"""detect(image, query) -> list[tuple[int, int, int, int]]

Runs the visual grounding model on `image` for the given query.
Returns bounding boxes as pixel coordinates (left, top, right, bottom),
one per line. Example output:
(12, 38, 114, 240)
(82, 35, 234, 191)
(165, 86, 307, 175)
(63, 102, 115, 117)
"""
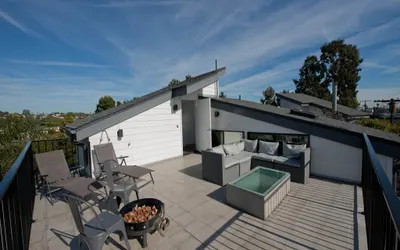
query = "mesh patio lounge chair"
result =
(35, 150, 104, 205)
(93, 143, 155, 191)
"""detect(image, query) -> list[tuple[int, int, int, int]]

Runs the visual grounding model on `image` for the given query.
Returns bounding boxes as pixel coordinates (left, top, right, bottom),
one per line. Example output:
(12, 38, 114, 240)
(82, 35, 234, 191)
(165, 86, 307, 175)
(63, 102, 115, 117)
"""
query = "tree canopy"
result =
(293, 40, 363, 108)
(219, 91, 227, 98)
(260, 86, 275, 105)
(64, 112, 75, 124)
(168, 79, 180, 87)
(95, 96, 116, 113)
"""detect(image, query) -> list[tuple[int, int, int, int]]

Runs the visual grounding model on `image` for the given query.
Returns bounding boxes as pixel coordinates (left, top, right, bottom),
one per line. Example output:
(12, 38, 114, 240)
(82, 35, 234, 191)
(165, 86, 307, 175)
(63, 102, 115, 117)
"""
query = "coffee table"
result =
(226, 166, 290, 220)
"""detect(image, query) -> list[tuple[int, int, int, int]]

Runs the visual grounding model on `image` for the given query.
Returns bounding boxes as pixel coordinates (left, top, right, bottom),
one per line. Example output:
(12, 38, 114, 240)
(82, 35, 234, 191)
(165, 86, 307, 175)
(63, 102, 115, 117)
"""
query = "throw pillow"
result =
(258, 141, 279, 155)
(243, 139, 258, 152)
(282, 143, 306, 158)
(223, 143, 240, 156)
(236, 141, 245, 152)
(211, 145, 226, 156)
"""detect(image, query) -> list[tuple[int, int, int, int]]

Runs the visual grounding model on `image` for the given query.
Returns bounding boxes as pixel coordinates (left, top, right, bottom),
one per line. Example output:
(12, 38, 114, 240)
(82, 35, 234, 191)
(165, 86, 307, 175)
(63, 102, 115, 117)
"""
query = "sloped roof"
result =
(212, 97, 400, 145)
(276, 93, 370, 117)
(66, 67, 225, 131)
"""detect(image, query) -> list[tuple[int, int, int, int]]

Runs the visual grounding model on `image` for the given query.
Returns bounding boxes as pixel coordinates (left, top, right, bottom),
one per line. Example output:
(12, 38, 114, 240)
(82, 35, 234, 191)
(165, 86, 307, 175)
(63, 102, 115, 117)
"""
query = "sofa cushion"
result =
(252, 153, 276, 162)
(210, 145, 226, 156)
(275, 156, 301, 168)
(232, 151, 254, 163)
(282, 143, 306, 159)
(224, 157, 239, 169)
(236, 141, 245, 152)
(258, 141, 279, 155)
(223, 143, 241, 156)
(243, 139, 258, 152)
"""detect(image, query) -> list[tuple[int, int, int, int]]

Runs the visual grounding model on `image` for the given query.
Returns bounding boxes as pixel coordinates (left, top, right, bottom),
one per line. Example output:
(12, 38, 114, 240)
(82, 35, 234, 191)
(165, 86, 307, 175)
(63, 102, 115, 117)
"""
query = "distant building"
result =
(276, 93, 370, 121)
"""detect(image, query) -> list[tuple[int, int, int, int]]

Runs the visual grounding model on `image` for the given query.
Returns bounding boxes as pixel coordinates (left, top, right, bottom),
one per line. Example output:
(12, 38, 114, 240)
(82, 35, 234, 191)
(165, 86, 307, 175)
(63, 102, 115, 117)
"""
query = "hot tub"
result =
(226, 166, 290, 220)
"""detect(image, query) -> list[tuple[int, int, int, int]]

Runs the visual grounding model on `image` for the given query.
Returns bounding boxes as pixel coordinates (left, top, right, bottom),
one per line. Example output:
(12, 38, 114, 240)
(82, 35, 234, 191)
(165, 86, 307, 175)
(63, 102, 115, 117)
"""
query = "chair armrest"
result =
(117, 156, 129, 166)
(300, 148, 311, 167)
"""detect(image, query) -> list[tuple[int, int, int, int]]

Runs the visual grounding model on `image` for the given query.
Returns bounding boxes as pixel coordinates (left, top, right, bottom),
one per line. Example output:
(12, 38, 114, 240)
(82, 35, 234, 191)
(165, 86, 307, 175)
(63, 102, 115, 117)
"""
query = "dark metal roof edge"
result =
(211, 98, 400, 145)
(276, 93, 370, 117)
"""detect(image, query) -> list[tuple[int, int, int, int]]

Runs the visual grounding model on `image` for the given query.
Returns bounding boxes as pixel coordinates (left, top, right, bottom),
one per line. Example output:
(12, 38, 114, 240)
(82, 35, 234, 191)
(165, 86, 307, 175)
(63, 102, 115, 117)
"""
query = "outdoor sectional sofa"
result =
(202, 139, 310, 186)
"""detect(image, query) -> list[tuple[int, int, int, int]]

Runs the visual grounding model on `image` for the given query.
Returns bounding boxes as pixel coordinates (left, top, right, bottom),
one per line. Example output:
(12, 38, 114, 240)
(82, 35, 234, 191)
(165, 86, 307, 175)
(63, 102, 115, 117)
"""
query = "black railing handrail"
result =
(0, 140, 32, 199)
(32, 137, 69, 142)
(363, 133, 400, 231)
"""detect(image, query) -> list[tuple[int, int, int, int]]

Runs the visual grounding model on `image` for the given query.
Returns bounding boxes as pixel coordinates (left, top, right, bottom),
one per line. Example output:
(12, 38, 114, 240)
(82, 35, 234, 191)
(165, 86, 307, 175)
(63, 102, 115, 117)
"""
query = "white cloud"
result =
(6, 59, 118, 68)
(1, 0, 400, 111)
(87, 0, 190, 8)
(0, 8, 42, 38)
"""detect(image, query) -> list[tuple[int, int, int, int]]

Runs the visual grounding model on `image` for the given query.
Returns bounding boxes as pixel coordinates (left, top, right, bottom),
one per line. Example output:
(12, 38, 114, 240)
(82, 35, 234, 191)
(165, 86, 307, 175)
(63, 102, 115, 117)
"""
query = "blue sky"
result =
(0, 0, 400, 113)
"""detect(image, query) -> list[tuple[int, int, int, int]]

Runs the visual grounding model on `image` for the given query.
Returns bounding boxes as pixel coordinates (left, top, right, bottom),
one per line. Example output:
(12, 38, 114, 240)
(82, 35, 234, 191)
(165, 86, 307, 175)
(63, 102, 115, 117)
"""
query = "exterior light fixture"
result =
(117, 129, 123, 138)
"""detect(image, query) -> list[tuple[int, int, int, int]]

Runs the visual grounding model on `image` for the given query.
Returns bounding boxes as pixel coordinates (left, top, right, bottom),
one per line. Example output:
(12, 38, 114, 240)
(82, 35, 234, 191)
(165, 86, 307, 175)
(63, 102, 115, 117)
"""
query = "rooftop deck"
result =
(29, 154, 367, 250)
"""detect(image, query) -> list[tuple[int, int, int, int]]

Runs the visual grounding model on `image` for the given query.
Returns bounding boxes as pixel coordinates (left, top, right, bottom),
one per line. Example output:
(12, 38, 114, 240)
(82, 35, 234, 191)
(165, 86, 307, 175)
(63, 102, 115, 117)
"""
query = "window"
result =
(247, 132, 309, 146)
(212, 130, 244, 146)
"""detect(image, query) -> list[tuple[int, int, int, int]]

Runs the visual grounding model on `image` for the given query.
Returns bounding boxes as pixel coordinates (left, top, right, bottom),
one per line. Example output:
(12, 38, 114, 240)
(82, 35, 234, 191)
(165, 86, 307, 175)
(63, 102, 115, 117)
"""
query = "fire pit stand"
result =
(120, 198, 168, 248)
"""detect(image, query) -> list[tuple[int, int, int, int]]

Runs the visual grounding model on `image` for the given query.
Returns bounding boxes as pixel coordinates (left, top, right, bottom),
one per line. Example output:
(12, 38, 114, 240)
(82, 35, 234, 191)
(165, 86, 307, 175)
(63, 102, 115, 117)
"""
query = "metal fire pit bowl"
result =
(120, 198, 165, 248)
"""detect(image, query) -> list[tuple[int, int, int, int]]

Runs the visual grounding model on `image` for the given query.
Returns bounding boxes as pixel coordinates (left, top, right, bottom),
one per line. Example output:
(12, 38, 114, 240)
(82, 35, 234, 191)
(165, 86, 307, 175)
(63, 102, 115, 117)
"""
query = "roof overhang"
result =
(67, 68, 225, 141)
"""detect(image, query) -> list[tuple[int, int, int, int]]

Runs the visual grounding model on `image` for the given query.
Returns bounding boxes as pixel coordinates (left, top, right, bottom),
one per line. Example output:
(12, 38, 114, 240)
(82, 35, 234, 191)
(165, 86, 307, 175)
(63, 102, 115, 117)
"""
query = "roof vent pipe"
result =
(332, 83, 338, 113)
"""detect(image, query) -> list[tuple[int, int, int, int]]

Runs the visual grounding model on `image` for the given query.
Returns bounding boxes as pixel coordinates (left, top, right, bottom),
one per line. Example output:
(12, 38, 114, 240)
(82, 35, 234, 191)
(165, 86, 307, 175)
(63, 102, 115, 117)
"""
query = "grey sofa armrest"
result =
(202, 150, 224, 185)
(300, 147, 311, 168)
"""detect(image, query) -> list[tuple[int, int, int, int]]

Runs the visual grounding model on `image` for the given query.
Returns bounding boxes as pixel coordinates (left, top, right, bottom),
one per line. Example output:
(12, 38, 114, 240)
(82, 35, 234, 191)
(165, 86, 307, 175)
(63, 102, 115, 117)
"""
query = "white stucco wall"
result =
(309, 136, 362, 182)
(89, 99, 183, 172)
(212, 108, 301, 135)
(202, 81, 218, 97)
(211, 107, 393, 183)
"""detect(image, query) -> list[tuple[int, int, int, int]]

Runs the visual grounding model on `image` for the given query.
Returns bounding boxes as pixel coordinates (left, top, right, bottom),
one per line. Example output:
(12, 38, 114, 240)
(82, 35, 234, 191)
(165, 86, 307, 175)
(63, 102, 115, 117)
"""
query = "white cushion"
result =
(236, 141, 245, 152)
(223, 143, 241, 156)
(258, 141, 279, 155)
(243, 139, 258, 152)
(211, 145, 226, 156)
(282, 143, 306, 158)
(224, 157, 239, 169)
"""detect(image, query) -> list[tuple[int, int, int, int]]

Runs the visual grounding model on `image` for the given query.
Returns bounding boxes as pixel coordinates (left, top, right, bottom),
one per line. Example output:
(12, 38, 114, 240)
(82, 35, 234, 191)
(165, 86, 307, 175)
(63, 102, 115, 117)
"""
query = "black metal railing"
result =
(0, 141, 35, 250)
(362, 133, 400, 250)
(31, 138, 78, 167)
(31, 138, 81, 184)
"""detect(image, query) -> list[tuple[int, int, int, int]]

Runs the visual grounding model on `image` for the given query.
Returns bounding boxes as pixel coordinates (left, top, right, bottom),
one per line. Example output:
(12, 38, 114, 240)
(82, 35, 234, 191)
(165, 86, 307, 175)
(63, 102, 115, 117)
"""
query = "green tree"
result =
(293, 55, 330, 100)
(22, 109, 31, 117)
(95, 96, 116, 113)
(293, 40, 363, 108)
(168, 79, 180, 87)
(117, 101, 122, 106)
(219, 91, 227, 98)
(64, 112, 75, 124)
(185, 74, 193, 80)
(260, 86, 275, 105)
(320, 40, 363, 108)
(281, 89, 291, 94)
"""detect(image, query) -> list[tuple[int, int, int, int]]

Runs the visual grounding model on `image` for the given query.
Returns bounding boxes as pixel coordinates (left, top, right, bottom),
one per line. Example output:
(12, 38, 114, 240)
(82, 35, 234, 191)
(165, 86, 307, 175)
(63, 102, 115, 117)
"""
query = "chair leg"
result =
(150, 172, 155, 184)
(85, 236, 105, 250)
(135, 190, 139, 200)
(119, 223, 131, 250)
(47, 184, 55, 206)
